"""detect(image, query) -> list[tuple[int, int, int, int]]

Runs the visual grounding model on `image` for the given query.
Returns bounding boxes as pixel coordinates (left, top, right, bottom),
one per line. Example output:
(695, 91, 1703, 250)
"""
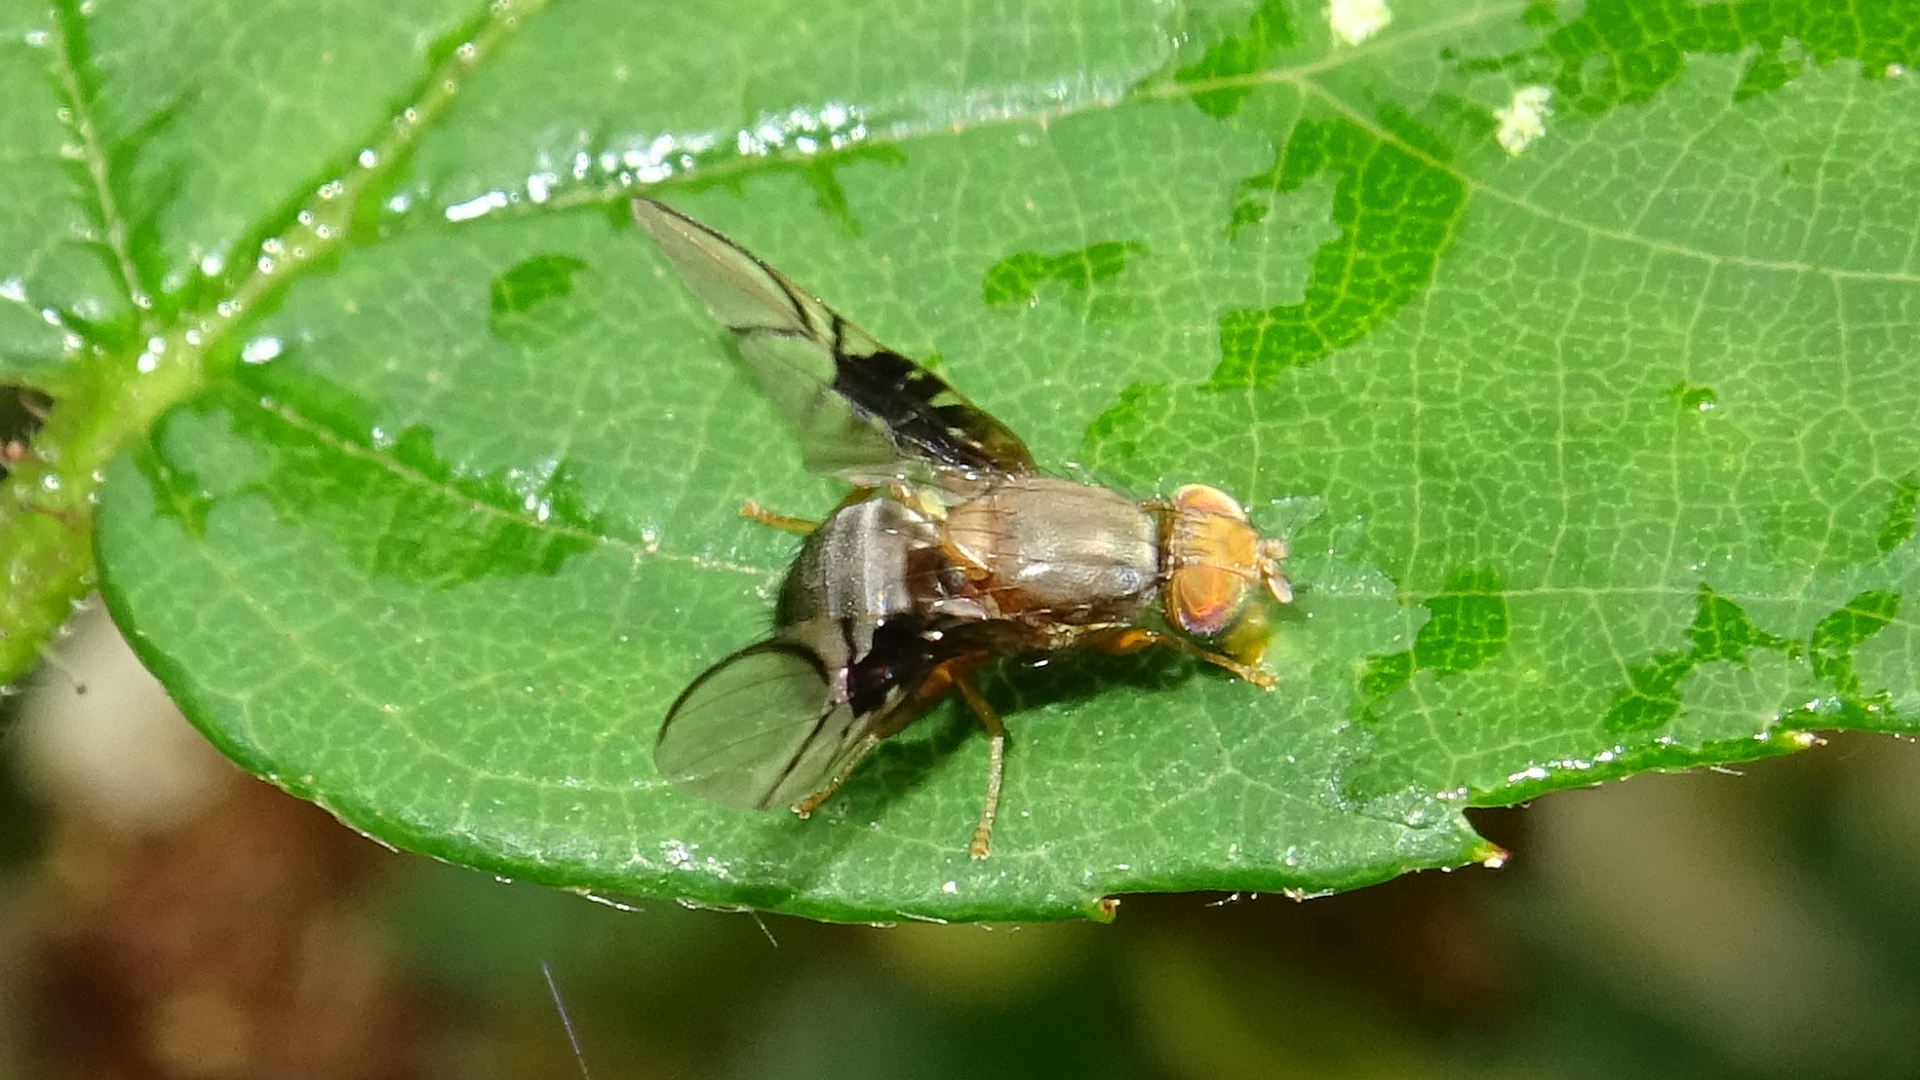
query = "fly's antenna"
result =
(1256, 537, 1293, 603)
(542, 961, 593, 1080)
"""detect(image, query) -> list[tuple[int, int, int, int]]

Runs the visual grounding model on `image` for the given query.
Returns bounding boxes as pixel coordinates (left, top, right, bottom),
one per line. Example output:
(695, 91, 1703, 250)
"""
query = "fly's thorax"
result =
(775, 497, 944, 628)
(1159, 484, 1292, 642)
(938, 475, 1159, 625)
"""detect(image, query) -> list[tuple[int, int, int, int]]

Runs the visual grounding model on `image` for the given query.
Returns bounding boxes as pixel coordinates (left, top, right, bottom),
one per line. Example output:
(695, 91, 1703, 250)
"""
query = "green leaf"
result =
(0, 0, 1909, 922)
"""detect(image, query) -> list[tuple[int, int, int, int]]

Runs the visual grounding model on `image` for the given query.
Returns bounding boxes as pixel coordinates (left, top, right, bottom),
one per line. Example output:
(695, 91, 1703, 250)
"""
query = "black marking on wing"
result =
(735, 226, 1032, 477)
(634, 196, 1035, 481)
(757, 250, 818, 330)
(758, 615, 973, 805)
(826, 315, 1036, 477)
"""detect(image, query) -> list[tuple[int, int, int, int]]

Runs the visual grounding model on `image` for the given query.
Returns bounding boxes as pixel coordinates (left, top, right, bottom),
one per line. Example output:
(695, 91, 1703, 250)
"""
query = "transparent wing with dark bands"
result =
(632, 198, 1035, 484)
(654, 640, 874, 811)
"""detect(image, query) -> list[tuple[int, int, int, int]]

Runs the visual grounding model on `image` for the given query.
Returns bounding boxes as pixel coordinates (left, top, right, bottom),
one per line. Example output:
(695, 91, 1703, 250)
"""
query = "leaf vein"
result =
(254, 394, 774, 581)
(46, 0, 148, 321)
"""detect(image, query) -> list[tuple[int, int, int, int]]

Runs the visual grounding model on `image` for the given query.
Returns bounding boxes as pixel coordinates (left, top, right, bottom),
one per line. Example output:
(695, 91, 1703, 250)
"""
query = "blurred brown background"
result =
(3, 595, 1917, 1080)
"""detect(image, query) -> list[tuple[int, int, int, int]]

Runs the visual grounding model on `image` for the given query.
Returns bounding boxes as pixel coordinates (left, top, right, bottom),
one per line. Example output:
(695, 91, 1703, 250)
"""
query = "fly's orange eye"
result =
(1166, 563, 1253, 637)
(1170, 484, 1245, 520)
(1164, 485, 1261, 638)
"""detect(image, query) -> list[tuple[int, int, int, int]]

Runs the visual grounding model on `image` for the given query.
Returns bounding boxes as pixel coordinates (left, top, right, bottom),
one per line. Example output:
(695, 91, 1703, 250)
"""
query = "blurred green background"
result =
(4, 591, 1917, 1079)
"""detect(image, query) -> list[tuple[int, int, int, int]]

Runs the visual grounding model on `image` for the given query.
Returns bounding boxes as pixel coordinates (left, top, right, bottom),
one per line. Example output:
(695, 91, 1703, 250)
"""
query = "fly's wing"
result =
(656, 612, 988, 812)
(654, 640, 872, 811)
(634, 197, 1035, 485)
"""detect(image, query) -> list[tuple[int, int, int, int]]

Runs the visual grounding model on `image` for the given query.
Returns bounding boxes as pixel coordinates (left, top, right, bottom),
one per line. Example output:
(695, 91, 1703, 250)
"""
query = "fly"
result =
(635, 198, 1291, 859)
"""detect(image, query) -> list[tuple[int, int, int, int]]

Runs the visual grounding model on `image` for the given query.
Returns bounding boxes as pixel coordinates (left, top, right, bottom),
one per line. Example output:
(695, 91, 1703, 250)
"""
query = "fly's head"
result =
(1161, 484, 1292, 663)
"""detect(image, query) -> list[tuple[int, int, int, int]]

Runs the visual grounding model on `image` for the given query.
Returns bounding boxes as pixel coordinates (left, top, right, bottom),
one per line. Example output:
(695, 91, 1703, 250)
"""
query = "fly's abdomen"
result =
(941, 476, 1159, 624)
(775, 498, 943, 628)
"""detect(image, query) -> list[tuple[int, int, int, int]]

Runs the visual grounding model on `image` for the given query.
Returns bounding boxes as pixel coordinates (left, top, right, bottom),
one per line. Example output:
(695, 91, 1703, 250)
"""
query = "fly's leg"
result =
(790, 654, 1010, 858)
(1087, 626, 1276, 690)
(792, 733, 883, 816)
(741, 486, 882, 537)
(792, 652, 982, 828)
(739, 498, 819, 536)
(952, 671, 1007, 860)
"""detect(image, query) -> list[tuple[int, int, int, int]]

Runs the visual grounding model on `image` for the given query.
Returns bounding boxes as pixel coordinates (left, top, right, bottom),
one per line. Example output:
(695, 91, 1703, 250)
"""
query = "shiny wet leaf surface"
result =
(5, 0, 1908, 920)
